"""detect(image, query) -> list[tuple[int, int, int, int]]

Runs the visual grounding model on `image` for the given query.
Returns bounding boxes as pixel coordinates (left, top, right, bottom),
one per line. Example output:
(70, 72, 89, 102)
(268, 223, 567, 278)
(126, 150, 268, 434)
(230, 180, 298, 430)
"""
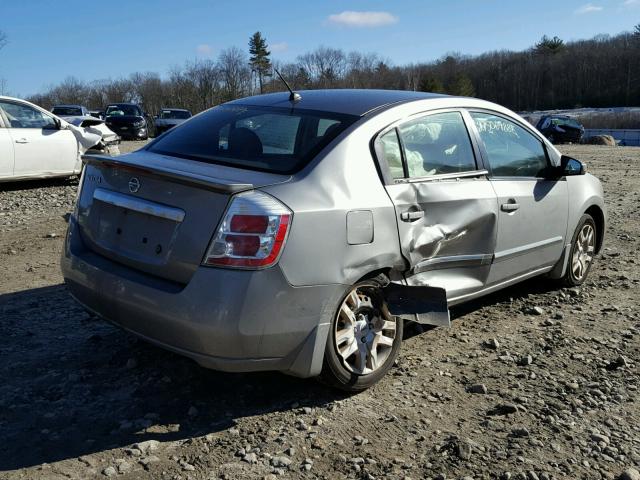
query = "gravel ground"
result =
(0, 143, 638, 480)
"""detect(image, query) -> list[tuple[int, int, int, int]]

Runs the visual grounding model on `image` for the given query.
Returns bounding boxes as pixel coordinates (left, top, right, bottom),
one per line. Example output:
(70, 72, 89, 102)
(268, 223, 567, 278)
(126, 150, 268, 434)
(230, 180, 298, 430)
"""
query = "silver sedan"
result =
(61, 89, 605, 391)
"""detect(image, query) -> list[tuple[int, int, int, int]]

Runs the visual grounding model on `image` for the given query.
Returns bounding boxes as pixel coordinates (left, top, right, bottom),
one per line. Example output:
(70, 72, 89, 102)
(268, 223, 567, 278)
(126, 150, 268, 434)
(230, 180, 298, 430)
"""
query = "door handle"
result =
(401, 210, 424, 221)
(501, 201, 520, 212)
(14, 138, 29, 144)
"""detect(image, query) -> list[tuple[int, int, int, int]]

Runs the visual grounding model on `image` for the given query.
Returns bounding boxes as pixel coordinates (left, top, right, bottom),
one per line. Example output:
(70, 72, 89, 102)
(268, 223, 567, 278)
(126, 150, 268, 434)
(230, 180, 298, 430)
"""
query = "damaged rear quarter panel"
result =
(262, 122, 405, 288)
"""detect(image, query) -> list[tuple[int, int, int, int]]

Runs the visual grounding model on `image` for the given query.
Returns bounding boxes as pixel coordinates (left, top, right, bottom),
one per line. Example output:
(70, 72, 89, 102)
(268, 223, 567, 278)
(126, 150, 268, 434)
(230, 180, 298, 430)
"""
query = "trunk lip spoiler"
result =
(82, 154, 254, 194)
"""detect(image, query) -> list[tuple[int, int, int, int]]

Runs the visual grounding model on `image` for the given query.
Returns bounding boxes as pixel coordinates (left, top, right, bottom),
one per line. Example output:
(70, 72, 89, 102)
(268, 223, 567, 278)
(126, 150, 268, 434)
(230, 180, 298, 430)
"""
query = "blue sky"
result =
(0, 0, 638, 97)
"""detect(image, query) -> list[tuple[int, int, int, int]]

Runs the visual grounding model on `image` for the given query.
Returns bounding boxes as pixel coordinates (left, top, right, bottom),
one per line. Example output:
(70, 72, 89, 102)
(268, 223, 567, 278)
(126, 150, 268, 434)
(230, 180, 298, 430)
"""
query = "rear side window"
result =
(471, 112, 548, 177)
(397, 111, 477, 178)
(148, 105, 358, 174)
(377, 129, 404, 179)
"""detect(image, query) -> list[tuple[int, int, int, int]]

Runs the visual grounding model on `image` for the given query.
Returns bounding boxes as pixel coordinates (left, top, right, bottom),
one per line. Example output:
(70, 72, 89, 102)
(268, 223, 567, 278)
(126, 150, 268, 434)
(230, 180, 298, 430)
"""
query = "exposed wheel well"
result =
(356, 268, 392, 284)
(585, 205, 605, 254)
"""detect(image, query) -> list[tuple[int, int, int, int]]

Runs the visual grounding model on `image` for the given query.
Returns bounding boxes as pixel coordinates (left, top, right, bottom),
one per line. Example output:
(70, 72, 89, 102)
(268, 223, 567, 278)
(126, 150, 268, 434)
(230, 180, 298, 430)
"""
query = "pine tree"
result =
(418, 74, 445, 93)
(248, 32, 271, 94)
(450, 74, 475, 97)
(534, 35, 565, 55)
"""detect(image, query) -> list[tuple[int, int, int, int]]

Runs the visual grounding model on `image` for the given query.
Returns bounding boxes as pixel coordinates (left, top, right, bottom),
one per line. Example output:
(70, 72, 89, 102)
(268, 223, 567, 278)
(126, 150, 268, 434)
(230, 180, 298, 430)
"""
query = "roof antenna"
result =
(274, 68, 301, 103)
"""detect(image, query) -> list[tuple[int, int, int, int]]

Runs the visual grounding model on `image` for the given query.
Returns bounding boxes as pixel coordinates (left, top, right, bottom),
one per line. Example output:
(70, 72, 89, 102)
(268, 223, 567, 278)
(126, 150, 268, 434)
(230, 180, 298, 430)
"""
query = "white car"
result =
(0, 96, 103, 182)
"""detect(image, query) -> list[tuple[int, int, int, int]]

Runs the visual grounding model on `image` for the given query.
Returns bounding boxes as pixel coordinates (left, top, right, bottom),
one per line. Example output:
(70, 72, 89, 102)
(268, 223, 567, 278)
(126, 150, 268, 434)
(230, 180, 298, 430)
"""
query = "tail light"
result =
(203, 191, 292, 269)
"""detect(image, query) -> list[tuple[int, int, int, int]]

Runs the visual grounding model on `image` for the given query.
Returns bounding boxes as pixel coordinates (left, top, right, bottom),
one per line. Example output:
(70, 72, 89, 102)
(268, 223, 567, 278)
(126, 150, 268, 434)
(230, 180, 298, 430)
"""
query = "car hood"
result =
(65, 123, 103, 153)
(62, 116, 119, 144)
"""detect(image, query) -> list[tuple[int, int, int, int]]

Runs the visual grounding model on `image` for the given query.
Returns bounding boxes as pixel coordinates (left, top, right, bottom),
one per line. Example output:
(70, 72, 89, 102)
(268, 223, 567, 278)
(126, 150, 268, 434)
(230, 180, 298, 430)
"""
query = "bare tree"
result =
(24, 27, 640, 117)
(297, 46, 347, 87)
(185, 59, 221, 110)
(130, 72, 165, 115)
(218, 47, 251, 101)
(0, 30, 7, 51)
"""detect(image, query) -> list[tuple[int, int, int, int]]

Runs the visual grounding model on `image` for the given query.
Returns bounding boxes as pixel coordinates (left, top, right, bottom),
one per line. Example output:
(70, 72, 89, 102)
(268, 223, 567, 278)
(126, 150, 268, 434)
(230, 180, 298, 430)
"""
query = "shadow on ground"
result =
(0, 285, 344, 471)
(0, 177, 78, 193)
(0, 275, 561, 470)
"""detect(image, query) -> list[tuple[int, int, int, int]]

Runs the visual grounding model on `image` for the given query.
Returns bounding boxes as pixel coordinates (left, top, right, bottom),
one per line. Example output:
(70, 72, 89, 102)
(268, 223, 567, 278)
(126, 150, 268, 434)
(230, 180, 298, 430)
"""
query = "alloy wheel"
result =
(572, 223, 595, 281)
(334, 286, 397, 375)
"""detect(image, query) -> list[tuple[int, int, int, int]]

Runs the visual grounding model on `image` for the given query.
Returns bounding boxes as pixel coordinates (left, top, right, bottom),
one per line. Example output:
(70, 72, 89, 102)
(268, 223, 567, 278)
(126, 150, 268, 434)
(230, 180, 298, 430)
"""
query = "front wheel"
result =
(561, 213, 597, 287)
(319, 278, 403, 392)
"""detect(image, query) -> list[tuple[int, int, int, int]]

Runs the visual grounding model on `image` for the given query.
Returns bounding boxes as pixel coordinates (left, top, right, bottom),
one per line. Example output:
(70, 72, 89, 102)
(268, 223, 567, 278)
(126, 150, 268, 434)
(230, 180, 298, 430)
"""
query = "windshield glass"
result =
(160, 110, 191, 119)
(106, 105, 142, 116)
(148, 105, 358, 174)
(52, 107, 83, 116)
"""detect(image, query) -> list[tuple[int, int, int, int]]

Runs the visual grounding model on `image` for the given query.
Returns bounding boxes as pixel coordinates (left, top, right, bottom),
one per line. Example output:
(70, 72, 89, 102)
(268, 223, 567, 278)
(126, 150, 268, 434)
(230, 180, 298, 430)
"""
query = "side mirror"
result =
(560, 155, 586, 176)
(44, 117, 62, 130)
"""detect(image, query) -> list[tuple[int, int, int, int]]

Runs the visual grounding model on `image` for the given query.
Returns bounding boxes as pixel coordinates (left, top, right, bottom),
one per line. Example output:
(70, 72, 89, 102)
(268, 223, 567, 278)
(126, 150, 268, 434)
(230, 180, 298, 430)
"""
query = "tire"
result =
(561, 213, 597, 287)
(319, 277, 403, 392)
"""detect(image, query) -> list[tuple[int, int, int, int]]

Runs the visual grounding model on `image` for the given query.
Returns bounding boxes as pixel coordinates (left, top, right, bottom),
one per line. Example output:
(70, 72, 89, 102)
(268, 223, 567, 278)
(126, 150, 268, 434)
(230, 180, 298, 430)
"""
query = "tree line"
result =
(21, 25, 640, 116)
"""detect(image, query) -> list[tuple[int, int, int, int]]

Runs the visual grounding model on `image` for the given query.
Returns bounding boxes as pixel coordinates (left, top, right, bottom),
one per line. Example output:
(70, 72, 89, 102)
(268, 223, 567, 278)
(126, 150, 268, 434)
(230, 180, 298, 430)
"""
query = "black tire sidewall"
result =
(564, 214, 596, 286)
(321, 279, 403, 392)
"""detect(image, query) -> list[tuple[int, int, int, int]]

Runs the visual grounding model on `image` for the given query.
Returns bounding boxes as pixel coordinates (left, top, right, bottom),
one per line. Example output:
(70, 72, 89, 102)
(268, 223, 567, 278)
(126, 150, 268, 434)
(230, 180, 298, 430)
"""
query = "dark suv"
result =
(104, 103, 148, 140)
(536, 115, 584, 144)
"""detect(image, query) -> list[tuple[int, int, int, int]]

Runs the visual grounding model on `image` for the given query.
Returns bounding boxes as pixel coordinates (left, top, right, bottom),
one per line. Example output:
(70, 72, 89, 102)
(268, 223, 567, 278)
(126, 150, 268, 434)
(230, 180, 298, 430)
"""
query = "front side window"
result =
(397, 111, 477, 178)
(148, 105, 358, 174)
(471, 112, 548, 177)
(0, 101, 56, 129)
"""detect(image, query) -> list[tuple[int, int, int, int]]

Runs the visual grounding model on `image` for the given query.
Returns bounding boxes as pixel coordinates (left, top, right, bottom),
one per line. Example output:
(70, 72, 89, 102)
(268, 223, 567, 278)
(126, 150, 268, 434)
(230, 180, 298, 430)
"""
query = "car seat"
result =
(228, 127, 263, 159)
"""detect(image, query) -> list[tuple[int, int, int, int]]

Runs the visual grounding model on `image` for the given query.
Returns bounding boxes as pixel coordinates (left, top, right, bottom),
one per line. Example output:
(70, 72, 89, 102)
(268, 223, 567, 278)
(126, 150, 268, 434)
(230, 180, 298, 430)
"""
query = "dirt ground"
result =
(0, 143, 638, 480)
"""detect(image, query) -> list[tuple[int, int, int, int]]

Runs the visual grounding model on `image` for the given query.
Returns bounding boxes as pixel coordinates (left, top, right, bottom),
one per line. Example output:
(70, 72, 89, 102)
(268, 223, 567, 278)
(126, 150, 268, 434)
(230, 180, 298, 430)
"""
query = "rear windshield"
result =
(147, 105, 358, 174)
(52, 107, 82, 116)
(160, 110, 191, 119)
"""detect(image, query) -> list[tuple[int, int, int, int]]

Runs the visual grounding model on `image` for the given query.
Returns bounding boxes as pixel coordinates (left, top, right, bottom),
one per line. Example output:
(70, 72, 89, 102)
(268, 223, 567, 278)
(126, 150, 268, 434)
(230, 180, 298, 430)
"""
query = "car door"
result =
(468, 111, 568, 285)
(0, 114, 14, 178)
(0, 100, 79, 178)
(378, 110, 499, 302)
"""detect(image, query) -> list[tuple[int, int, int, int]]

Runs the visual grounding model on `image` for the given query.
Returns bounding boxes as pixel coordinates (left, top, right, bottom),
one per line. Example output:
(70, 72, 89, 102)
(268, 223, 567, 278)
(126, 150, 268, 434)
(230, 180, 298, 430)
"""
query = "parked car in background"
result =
(62, 90, 605, 391)
(89, 110, 105, 120)
(0, 96, 102, 182)
(536, 114, 584, 144)
(104, 103, 148, 140)
(154, 108, 192, 136)
(51, 104, 91, 117)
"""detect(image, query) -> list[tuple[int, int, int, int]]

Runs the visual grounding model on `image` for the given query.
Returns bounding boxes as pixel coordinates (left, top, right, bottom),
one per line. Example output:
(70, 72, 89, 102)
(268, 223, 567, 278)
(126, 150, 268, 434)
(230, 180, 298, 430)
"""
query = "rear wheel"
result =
(561, 214, 596, 287)
(319, 278, 403, 392)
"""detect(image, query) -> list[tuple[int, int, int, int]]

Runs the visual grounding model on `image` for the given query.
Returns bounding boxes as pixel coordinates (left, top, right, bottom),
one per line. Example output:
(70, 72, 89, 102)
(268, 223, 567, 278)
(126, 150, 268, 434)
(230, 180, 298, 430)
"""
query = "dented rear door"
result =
(380, 110, 499, 300)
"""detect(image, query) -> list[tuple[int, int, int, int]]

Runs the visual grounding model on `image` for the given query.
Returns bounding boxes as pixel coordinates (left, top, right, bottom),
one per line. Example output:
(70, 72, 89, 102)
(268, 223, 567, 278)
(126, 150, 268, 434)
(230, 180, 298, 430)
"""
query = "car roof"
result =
(227, 89, 448, 116)
(161, 108, 190, 112)
(107, 103, 139, 107)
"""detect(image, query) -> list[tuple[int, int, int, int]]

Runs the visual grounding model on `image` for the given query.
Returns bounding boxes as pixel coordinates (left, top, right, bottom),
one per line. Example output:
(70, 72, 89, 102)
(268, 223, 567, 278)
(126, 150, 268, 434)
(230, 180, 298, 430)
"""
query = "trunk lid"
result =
(76, 150, 290, 284)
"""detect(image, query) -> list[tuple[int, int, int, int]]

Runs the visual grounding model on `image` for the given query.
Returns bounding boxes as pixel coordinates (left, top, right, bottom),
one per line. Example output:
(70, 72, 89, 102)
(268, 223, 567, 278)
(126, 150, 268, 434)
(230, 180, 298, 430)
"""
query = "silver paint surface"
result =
(61, 91, 606, 378)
